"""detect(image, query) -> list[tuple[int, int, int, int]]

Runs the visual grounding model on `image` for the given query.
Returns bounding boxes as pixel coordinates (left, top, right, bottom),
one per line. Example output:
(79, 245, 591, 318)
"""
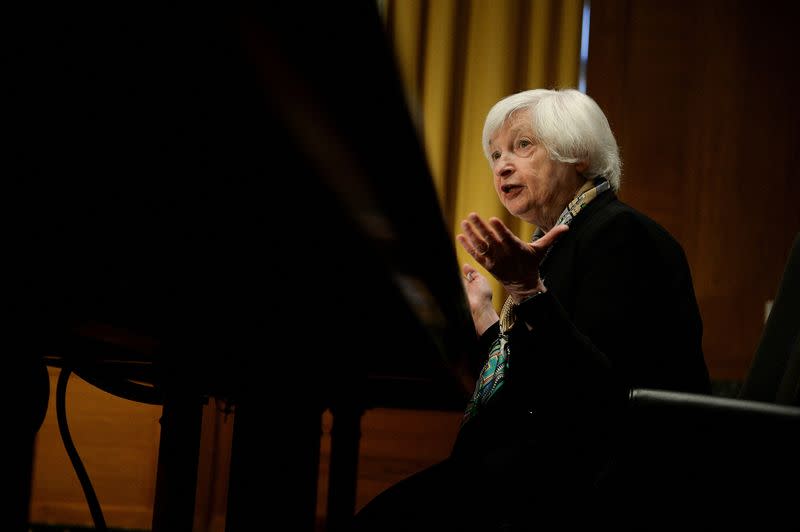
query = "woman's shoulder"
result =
(585, 195, 672, 236)
(576, 195, 687, 257)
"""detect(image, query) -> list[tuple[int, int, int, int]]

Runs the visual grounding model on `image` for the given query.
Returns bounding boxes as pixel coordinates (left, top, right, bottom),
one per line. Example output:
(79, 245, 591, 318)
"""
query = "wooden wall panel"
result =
(30, 368, 162, 530)
(316, 408, 462, 529)
(27, 368, 460, 532)
(28, 368, 232, 531)
(587, 0, 800, 380)
(354, 408, 462, 513)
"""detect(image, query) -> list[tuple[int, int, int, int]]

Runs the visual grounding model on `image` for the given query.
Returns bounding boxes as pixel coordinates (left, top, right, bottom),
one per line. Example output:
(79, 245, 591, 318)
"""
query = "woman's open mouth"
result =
(502, 184, 524, 196)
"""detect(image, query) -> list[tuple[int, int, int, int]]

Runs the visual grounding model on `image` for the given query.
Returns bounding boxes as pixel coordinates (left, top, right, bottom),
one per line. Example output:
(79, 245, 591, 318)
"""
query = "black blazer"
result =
(453, 189, 711, 459)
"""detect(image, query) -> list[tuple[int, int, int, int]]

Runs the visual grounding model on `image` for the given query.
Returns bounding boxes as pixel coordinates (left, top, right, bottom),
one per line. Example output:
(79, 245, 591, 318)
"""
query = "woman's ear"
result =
(575, 161, 588, 174)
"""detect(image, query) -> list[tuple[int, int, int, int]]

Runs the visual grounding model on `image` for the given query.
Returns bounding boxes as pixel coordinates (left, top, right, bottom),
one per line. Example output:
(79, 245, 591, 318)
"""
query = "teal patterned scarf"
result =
(461, 177, 610, 425)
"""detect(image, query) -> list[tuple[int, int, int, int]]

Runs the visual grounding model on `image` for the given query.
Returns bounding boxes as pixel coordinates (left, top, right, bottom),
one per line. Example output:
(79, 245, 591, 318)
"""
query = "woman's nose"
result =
(495, 157, 514, 177)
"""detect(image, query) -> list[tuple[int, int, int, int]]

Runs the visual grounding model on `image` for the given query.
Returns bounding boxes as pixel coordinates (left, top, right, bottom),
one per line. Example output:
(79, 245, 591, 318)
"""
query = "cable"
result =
(56, 366, 108, 532)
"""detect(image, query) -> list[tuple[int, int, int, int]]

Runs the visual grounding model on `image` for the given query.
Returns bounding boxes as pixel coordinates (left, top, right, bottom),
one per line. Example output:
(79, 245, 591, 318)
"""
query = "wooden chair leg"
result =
(152, 389, 206, 532)
(326, 404, 365, 532)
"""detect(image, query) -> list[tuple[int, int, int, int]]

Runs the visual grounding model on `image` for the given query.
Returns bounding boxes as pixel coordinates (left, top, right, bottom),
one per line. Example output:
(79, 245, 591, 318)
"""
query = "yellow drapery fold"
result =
(383, 0, 584, 311)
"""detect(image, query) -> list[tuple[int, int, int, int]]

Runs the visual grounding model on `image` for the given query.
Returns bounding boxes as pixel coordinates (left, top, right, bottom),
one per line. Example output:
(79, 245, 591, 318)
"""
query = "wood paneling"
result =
(29, 368, 232, 532)
(587, 0, 800, 380)
(315, 408, 461, 530)
(347, 408, 460, 514)
(28, 369, 461, 531)
(30, 368, 162, 530)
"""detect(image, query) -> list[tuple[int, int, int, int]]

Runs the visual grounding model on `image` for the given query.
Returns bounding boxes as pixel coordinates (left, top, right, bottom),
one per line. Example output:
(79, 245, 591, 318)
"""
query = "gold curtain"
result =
(382, 0, 584, 311)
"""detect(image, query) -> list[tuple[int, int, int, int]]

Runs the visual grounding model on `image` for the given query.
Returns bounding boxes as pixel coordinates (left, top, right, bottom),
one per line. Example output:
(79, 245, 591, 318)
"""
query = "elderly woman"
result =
(352, 88, 711, 531)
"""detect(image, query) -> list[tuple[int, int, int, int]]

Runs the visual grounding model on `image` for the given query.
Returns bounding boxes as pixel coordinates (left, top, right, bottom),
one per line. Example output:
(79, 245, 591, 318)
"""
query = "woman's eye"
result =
(514, 138, 536, 155)
(491, 151, 501, 161)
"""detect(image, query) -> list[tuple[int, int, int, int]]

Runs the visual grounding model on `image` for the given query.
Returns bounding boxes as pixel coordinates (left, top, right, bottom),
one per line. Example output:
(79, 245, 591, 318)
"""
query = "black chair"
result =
(599, 233, 800, 528)
(739, 231, 800, 405)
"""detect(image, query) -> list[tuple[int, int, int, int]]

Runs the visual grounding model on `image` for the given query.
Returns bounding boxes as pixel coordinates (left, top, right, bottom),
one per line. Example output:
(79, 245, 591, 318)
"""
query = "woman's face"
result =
(488, 110, 584, 230)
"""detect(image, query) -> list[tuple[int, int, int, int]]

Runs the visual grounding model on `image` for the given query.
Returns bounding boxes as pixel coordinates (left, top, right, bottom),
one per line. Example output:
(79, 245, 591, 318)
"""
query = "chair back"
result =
(739, 232, 800, 405)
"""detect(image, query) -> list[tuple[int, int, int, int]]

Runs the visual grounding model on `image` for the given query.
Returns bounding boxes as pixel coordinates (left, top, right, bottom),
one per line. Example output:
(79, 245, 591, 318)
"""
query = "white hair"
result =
(482, 88, 622, 191)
